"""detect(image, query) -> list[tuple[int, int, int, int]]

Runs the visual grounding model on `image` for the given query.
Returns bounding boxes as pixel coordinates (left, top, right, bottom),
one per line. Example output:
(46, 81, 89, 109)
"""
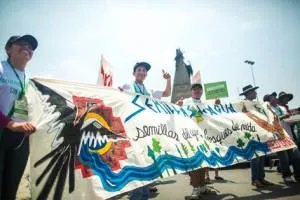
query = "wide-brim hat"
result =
(278, 91, 293, 102)
(263, 92, 277, 102)
(133, 62, 151, 72)
(5, 35, 38, 51)
(239, 84, 259, 96)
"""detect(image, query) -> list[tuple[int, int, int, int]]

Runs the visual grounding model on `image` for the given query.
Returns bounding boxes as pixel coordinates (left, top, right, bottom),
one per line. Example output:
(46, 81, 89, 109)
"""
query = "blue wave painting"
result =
(79, 140, 269, 192)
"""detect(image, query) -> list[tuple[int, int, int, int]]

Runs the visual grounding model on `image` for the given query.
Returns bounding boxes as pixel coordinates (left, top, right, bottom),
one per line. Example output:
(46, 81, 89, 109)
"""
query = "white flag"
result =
(191, 70, 201, 84)
(97, 55, 113, 87)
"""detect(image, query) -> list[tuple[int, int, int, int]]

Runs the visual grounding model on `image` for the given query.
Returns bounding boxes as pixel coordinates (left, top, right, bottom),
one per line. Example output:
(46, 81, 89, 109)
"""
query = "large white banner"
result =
(27, 78, 295, 200)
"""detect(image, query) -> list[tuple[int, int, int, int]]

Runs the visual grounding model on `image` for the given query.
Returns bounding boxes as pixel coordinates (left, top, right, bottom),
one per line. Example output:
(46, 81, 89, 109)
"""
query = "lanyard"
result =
(134, 82, 149, 96)
(7, 60, 26, 98)
(134, 82, 145, 94)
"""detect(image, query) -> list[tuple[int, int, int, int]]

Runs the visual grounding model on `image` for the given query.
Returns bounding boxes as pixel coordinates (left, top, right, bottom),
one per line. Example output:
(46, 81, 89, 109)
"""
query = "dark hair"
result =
(191, 84, 202, 90)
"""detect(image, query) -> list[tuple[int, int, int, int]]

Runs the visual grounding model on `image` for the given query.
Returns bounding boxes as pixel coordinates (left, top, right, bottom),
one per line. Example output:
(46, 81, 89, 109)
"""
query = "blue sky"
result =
(1, 0, 299, 107)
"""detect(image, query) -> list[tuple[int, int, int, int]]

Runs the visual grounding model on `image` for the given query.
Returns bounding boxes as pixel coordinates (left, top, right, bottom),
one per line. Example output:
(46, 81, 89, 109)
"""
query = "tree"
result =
(213, 147, 221, 167)
(181, 143, 189, 157)
(176, 145, 183, 158)
(152, 138, 162, 154)
(237, 138, 245, 149)
(151, 138, 163, 178)
(147, 146, 155, 161)
(200, 144, 208, 153)
(187, 140, 196, 154)
(215, 147, 221, 156)
(244, 132, 252, 141)
(204, 140, 210, 151)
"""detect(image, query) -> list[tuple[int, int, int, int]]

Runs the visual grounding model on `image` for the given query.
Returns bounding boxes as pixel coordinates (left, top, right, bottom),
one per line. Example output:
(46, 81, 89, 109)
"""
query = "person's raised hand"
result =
(176, 97, 184, 106)
(162, 69, 171, 80)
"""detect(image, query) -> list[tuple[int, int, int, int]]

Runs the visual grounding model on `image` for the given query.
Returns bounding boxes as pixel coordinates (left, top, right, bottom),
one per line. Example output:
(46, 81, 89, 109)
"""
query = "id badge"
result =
(13, 96, 29, 120)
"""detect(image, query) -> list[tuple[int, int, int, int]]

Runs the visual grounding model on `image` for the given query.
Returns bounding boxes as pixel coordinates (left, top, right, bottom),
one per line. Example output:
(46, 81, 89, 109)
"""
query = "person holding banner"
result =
(176, 81, 216, 199)
(0, 35, 37, 199)
(120, 62, 171, 98)
(240, 85, 273, 188)
(265, 92, 300, 183)
(120, 61, 171, 200)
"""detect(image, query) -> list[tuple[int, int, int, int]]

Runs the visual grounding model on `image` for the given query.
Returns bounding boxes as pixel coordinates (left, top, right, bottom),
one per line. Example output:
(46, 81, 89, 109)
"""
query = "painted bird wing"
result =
(31, 79, 80, 200)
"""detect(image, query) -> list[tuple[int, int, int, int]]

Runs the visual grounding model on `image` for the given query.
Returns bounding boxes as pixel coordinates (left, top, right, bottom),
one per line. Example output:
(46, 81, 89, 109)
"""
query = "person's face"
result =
(6, 40, 33, 63)
(281, 96, 289, 104)
(269, 96, 278, 106)
(133, 66, 147, 82)
(191, 87, 203, 99)
(245, 90, 257, 101)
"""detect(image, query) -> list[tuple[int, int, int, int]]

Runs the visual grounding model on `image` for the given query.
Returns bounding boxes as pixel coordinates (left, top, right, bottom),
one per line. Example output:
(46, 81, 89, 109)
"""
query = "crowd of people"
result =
(0, 34, 299, 200)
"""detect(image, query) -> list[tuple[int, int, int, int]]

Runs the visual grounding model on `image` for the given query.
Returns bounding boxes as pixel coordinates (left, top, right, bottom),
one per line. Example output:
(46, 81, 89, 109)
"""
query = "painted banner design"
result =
(27, 78, 295, 200)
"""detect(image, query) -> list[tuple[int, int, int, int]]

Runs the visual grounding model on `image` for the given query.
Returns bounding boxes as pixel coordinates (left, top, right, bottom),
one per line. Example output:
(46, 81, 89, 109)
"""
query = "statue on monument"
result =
(171, 49, 194, 103)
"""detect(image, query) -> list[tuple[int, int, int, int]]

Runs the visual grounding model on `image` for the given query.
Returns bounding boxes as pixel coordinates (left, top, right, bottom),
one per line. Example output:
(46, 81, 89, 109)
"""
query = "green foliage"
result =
(152, 138, 162, 154)
(181, 143, 189, 157)
(176, 145, 183, 158)
(200, 144, 208, 153)
(147, 146, 156, 161)
(244, 132, 251, 140)
(215, 147, 220, 155)
(204, 140, 210, 150)
(187, 140, 196, 153)
(237, 138, 245, 148)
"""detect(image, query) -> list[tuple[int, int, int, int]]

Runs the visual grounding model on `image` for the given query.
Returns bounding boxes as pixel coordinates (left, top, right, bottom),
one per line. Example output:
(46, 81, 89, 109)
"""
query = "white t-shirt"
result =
(121, 81, 164, 100)
(276, 105, 294, 139)
(182, 97, 202, 106)
(0, 60, 27, 116)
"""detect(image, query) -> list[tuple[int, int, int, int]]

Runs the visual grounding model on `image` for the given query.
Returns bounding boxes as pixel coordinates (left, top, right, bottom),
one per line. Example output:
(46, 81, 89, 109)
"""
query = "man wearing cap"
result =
(120, 61, 171, 200)
(0, 35, 38, 199)
(239, 85, 273, 188)
(120, 62, 171, 98)
(176, 82, 216, 199)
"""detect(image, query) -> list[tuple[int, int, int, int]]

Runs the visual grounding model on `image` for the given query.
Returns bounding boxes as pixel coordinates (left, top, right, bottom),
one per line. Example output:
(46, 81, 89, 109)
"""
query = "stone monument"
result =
(171, 49, 193, 103)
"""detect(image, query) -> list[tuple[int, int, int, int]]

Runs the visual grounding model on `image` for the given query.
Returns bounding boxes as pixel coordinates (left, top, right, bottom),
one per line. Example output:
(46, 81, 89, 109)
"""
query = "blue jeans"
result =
(277, 148, 300, 180)
(250, 156, 265, 181)
(129, 186, 149, 200)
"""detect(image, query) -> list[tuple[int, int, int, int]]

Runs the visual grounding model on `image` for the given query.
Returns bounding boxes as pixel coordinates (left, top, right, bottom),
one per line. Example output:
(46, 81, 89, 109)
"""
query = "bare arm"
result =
(162, 70, 171, 97)
(176, 97, 184, 106)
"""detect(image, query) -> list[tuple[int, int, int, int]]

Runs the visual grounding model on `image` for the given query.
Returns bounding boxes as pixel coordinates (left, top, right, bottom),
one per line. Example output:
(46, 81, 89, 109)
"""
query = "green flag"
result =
(204, 81, 229, 100)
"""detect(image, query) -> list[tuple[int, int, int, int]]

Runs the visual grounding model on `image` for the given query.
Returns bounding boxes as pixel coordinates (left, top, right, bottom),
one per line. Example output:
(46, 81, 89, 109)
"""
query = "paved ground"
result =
(17, 166, 300, 200)
(112, 167, 300, 200)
